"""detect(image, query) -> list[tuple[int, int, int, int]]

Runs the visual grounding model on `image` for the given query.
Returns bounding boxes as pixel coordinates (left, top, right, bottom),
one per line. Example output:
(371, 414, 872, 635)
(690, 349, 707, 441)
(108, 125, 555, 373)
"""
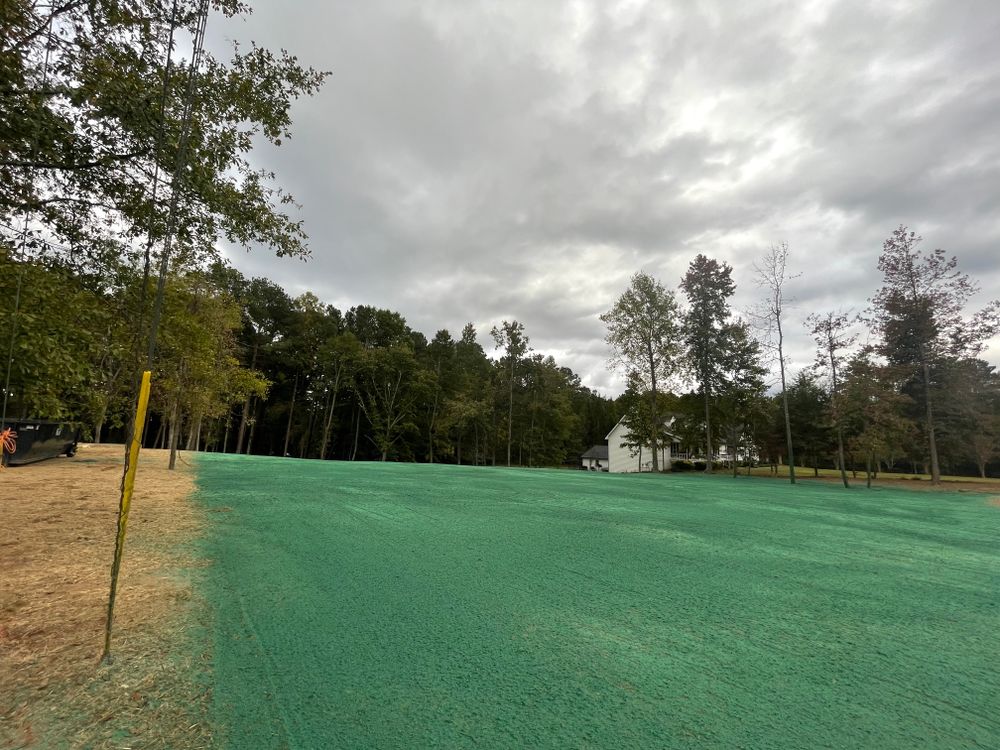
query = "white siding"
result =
(605, 418, 671, 473)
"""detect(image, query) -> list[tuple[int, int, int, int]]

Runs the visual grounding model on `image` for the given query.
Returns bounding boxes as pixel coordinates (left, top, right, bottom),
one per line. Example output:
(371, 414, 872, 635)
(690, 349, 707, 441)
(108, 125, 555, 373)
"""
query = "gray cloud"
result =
(210, 0, 1000, 396)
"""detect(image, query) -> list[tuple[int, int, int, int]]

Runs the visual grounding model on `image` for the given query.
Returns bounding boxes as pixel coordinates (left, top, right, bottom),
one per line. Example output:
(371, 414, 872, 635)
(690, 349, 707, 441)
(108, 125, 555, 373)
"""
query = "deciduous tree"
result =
(602, 272, 681, 472)
(753, 243, 798, 483)
(808, 311, 857, 487)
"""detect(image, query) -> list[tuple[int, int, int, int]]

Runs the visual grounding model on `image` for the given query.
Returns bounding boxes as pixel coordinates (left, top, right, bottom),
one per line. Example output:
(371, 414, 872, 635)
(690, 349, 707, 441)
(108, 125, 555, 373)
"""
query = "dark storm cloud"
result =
(209, 0, 1000, 395)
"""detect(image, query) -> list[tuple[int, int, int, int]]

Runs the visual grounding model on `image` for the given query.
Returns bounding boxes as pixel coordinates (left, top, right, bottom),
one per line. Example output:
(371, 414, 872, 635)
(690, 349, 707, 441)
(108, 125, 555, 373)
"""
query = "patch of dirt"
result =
(0, 444, 210, 749)
(847, 477, 1000, 494)
(754, 469, 1000, 494)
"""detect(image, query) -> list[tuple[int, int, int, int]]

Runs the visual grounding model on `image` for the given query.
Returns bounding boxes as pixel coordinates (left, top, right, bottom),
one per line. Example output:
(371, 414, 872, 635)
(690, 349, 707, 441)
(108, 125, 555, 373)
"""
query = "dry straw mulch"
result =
(1, 445, 211, 749)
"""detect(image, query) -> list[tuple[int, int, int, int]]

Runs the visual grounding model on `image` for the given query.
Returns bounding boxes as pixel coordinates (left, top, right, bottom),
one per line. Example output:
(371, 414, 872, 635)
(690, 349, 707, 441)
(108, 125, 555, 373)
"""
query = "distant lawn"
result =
(743, 464, 999, 485)
(195, 455, 1000, 749)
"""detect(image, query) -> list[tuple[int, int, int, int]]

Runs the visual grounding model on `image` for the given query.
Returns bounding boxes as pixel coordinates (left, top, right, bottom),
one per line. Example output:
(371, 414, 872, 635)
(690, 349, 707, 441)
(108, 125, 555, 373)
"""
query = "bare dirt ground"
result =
(0, 444, 210, 749)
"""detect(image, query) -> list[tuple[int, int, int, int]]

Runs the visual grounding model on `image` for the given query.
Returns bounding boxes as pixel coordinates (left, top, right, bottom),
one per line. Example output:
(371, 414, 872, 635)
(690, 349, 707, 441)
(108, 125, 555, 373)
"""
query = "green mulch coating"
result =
(194, 454, 1000, 749)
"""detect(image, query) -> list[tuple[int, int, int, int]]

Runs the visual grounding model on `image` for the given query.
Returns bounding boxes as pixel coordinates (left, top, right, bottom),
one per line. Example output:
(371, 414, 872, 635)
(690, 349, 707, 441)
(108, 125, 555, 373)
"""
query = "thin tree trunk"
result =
(351, 406, 360, 461)
(648, 344, 660, 472)
(777, 318, 795, 484)
(428, 365, 440, 463)
(235, 340, 259, 454)
(921, 359, 941, 484)
(527, 397, 536, 468)
(828, 346, 849, 489)
(93, 403, 107, 445)
(236, 397, 251, 454)
(168, 401, 180, 470)
(283, 373, 298, 458)
(866, 450, 873, 488)
(456, 430, 462, 465)
(246, 399, 257, 455)
(506, 358, 514, 467)
(704, 391, 713, 473)
(320, 373, 340, 460)
(223, 415, 231, 454)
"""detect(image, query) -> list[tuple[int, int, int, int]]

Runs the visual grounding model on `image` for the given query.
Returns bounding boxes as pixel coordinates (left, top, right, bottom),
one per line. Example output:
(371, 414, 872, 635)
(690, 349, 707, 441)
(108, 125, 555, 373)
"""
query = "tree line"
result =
(603, 228, 1000, 483)
(1, 1, 617, 469)
(0, 252, 619, 467)
(3, 3, 998, 480)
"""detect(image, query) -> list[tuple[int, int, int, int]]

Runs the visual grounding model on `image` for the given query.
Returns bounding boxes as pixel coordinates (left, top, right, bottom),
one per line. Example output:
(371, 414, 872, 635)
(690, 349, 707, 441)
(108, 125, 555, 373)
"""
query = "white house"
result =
(605, 415, 680, 473)
(580, 445, 609, 471)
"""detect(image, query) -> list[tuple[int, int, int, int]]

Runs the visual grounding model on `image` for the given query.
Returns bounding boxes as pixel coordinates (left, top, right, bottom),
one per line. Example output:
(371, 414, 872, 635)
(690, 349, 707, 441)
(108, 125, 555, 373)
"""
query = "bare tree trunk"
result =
(648, 345, 660, 472)
(704, 391, 713, 473)
(153, 419, 165, 450)
(168, 401, 180, 470)
(93, 403, 107, 445)
(506, 358, 514, 467)
(245, 399, 257, 456)
(222, 415, 230, 453)
(235, 340, 259, 454)
(527, 398, 536, 468)
(456, 431, 462, 465)
(921, 359, 941, 484)
(185, 414, 199, 451)
(283, 373, 298, 458)
(428, 369, 440, 463)
(236, 398, 251, 454)
(731, 428, 738, 478)
(866, 450, 873, 489)
(320, 373, 340, 460)
(777, 319, 795, 484)
(351, 406, 360, 461)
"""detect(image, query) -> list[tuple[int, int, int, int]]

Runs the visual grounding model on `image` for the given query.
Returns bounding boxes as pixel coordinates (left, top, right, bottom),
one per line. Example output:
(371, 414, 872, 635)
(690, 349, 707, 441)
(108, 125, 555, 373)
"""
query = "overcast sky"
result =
(208, 0, 1000, 397)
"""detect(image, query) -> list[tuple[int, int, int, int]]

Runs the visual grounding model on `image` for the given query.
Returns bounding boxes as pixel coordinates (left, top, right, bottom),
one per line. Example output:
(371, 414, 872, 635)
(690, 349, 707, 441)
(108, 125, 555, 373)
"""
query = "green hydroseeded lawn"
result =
(194, 454, 1000, 749)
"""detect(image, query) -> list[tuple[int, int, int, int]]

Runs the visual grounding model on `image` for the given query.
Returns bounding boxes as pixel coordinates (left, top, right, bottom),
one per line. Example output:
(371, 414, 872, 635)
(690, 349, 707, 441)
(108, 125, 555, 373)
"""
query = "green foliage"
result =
(2, 0, 328, 270)
(870, 226, 1000, 480)
(714, 320, 768, 476)
(602, 272, 681, 471)
(681, 254, 736, 468)
(0, 248, 102, 419)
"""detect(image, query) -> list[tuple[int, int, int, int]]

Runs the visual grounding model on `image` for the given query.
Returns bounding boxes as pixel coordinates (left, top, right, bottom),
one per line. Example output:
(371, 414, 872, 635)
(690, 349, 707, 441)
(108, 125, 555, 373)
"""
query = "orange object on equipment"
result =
(0, 428, 17, 469)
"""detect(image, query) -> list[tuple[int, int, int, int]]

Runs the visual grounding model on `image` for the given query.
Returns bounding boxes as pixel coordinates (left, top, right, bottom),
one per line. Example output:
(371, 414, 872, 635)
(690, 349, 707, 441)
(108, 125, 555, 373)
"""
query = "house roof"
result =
(604, 414, 680, 442)
(581, 445, 609, 460)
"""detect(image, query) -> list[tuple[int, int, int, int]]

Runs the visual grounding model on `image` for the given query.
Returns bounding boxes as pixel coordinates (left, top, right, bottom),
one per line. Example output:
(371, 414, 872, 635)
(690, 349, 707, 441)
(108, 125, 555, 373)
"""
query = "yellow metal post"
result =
(101, 370, 152, 662)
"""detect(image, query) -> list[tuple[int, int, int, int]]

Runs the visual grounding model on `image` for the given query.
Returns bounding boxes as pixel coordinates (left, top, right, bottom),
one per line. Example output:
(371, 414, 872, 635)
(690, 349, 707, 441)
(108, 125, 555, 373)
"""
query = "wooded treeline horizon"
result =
(2, 1, 998, 480)
(2, 224, 999, 480)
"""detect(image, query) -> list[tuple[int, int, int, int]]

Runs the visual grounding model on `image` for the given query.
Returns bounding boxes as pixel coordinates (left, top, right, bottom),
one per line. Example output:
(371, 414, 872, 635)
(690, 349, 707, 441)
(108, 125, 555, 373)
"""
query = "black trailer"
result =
(1, 420, 79, 466)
